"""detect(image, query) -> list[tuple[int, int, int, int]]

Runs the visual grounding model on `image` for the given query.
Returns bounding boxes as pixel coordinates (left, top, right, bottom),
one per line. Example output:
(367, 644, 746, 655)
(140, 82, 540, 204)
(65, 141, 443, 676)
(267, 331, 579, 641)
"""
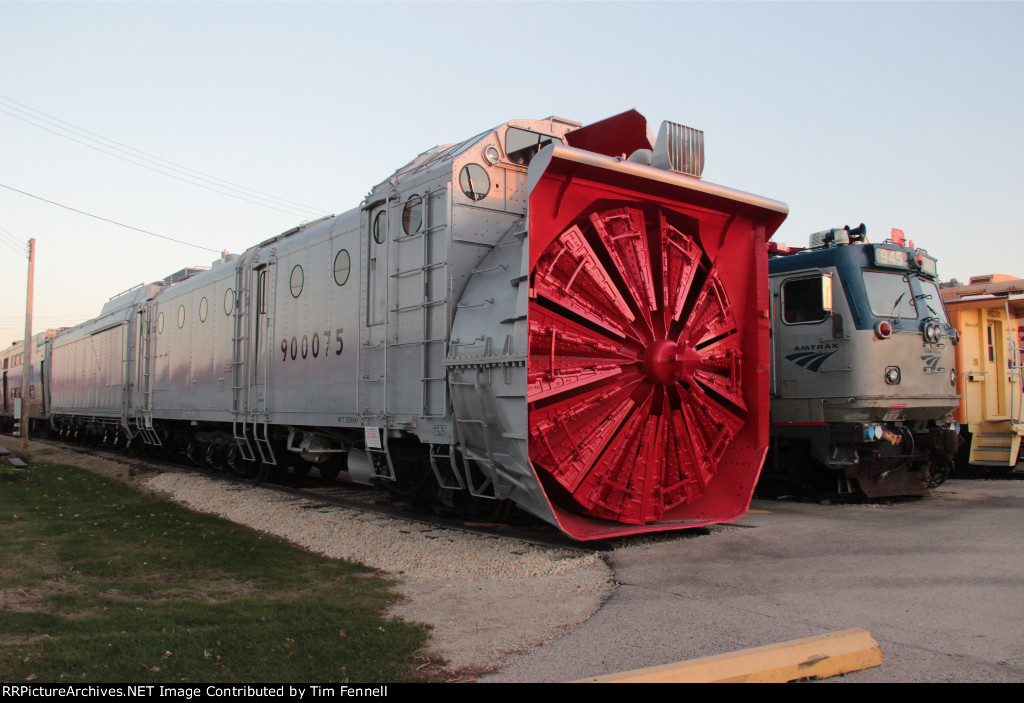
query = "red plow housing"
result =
(524, 129, 787, 539)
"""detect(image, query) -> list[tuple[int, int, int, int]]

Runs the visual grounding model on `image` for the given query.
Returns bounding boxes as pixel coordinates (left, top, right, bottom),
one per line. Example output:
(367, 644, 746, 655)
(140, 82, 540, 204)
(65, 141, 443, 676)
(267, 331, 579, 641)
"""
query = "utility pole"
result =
(21, 238, 35, 460)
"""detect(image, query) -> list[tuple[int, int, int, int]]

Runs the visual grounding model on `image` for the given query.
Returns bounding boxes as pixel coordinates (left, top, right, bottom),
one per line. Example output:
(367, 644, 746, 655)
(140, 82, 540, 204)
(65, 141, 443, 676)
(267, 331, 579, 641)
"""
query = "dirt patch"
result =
(94, 581, 263, 602)
(0, 581, 80, 613)
(1, 435, 161, 492)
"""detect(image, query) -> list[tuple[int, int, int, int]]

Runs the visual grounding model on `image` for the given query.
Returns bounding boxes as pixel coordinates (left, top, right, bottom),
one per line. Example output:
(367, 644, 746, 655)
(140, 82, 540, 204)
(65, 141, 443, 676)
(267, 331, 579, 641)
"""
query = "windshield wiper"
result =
(889, 292, 906, 318)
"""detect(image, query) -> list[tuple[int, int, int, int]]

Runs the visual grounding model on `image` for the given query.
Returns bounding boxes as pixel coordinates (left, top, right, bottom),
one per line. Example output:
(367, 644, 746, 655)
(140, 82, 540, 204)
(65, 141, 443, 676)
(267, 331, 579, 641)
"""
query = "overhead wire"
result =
(0, 96, 332, 219)
(0, 223, 26, 246)
(0, 239, 26, 257)
(0, 184, 221, 253)
(0, 237, 25, 255)
(0, 107, 315, 219)
(0, 225, 28, 257)
(1, 96, 329, 213)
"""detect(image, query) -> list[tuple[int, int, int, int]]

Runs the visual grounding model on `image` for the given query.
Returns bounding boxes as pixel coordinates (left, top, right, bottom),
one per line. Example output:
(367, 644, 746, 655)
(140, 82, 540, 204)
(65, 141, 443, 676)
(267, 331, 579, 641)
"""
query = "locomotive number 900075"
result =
(280, 329, 344, 362)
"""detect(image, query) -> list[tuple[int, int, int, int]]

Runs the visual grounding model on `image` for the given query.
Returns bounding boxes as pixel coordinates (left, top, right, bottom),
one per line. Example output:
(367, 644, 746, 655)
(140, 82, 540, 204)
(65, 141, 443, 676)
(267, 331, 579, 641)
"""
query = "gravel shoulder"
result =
(1, 436, 613, 678)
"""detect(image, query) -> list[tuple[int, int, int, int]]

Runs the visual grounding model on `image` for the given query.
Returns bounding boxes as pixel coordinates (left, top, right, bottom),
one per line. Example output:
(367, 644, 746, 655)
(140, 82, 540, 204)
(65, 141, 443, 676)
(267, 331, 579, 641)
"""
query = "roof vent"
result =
(650, 121, 704, 178)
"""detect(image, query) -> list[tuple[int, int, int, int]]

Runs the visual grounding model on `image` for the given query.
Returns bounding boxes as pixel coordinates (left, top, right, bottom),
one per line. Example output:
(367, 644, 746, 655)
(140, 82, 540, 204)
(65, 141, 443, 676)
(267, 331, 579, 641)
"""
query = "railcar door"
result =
(252, 263, 277, 418)
(773, 273, 837, 422)
(986, 317, 1007, 418)
(360, 204, 389, 416)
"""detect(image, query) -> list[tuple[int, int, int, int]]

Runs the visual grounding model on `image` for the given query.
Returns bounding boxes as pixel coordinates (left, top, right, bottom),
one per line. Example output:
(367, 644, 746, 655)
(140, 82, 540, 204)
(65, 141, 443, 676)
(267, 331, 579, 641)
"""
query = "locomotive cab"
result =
(766, 226, 961, 497)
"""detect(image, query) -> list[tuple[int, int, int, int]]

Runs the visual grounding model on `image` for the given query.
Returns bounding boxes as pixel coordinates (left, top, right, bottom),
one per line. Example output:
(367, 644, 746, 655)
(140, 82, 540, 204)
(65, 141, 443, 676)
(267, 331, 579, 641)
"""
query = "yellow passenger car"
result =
(940, 275, 1024, 468)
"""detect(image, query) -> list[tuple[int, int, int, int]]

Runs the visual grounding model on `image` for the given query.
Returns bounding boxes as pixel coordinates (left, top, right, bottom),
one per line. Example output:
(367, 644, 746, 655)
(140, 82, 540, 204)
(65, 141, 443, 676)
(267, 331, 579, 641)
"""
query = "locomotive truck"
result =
(40, 110, 789, 540)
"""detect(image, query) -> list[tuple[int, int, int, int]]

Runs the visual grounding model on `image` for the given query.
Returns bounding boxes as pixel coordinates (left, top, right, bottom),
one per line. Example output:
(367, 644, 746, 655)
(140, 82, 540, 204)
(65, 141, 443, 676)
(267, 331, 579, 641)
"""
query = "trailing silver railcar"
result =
(46, 111, 790, 539)
(763, 225, 961, 497)
(1, 329, 58, 434)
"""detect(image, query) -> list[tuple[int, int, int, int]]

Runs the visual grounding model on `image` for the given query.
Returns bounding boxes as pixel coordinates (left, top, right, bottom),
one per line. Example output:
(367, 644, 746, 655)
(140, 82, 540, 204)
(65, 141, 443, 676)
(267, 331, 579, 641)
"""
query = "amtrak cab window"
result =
(506, 127, 558, 166)
(863, 271, 917, 319)
(917, 279, 950, 324)
(782, 277, 828, 324)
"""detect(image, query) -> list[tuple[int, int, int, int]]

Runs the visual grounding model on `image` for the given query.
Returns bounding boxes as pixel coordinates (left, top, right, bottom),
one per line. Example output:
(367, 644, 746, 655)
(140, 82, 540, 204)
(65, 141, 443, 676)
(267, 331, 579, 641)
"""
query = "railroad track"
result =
(22, 436, 603, 552)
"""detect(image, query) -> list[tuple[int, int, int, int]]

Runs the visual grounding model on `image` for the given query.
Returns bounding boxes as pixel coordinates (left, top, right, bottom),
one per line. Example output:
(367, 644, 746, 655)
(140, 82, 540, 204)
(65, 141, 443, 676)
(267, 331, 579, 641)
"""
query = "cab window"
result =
(782, 276, 830, 324)
(916, 278, 950, 324)
(863, 271, 917, 319)
(506, 127, 559, 166)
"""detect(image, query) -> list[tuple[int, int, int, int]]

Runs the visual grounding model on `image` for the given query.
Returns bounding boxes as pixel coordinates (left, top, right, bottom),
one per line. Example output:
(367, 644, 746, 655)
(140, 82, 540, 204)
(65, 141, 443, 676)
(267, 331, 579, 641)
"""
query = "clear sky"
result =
(1, 0, 1021, 347)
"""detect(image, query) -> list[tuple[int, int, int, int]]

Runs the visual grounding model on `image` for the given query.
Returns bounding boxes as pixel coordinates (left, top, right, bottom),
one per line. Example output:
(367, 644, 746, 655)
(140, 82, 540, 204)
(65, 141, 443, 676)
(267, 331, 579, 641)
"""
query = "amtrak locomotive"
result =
(764, 225, 961, 496)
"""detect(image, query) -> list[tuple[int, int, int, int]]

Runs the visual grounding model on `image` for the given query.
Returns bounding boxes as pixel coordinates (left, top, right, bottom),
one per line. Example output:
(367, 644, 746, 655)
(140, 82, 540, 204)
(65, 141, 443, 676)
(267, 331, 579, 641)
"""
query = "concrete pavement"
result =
(486, 478, 1024, 683)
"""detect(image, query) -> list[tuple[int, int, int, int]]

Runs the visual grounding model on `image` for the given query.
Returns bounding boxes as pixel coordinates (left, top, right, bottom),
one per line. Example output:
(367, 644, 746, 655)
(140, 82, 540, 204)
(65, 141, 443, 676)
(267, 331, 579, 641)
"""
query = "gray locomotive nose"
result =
(764, 226, 960, 498)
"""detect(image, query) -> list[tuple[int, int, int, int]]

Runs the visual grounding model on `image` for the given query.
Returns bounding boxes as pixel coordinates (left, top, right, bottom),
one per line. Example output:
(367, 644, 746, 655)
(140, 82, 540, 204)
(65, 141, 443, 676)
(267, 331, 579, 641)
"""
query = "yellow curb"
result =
(575, 628, 882, 683)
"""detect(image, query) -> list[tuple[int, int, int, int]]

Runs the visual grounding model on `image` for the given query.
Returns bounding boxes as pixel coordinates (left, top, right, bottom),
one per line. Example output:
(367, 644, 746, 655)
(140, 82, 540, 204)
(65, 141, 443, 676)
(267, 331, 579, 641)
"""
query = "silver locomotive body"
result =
(765, 226, 961, 496)
(46, 111, 791, 539)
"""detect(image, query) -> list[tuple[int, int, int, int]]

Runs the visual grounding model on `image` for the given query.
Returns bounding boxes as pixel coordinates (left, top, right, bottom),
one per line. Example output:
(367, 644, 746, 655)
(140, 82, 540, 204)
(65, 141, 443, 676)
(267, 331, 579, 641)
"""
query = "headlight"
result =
(885, 366, 901, 384)
(875, 320, 893, 339)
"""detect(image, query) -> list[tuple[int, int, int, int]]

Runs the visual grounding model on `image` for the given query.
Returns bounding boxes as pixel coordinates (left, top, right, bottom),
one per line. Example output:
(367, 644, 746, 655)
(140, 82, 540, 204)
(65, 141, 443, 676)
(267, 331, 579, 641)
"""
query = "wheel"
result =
(318, 452, 347, 481)
(927, 456, 953, 489)
(231, 447, 268, 483)
(125, 434, 142, 458)
(185, 440, 204, 467)
(226, 445, 243, 475)
(318, 461, 341, 481)
(205, 443, 227, 473)
(242, 457, 268, 483)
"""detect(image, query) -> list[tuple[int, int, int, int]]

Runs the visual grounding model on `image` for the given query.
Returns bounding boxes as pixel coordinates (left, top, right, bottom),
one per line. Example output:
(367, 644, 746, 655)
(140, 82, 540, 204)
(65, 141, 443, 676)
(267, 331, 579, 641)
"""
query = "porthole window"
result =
(460, 164, 490, 201)
(158, 312, 165, 334)
(177, 305, 186, 329)
(224, 288, 234, 316)
(402, 195, 423, 234)
(199, 297, 208, 323)
(373, 210, 387, 244)
(334, 249, 351, 286)
(290, 265, 304, 298)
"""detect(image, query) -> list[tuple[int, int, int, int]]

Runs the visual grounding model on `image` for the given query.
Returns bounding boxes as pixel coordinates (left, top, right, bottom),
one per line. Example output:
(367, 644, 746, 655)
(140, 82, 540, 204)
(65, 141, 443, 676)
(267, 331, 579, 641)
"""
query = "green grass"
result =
(0, 463, 431, 683)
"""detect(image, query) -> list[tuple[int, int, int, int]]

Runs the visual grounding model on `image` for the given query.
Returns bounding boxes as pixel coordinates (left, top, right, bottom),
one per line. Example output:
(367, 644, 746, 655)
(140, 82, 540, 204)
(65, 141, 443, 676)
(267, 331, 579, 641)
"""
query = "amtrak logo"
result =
(785, 350, 838, 372)
(922, 354, 942, 372)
